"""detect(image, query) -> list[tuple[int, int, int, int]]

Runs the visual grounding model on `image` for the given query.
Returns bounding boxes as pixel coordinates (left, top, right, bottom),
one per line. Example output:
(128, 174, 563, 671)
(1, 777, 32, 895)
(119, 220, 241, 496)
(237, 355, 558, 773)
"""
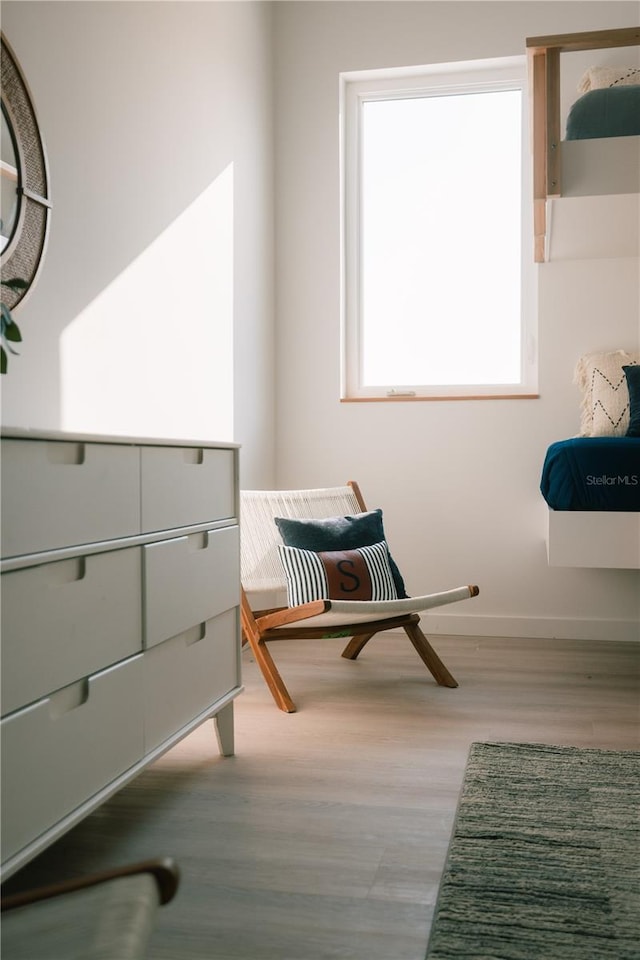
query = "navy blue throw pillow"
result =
(274, 509, 409, 598)
(623, 365, 640, 437)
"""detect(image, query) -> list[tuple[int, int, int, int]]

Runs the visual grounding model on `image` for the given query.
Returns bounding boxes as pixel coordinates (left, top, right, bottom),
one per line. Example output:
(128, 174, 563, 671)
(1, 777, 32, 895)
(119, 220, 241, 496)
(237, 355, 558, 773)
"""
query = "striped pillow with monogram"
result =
(277, 541, 398, 607)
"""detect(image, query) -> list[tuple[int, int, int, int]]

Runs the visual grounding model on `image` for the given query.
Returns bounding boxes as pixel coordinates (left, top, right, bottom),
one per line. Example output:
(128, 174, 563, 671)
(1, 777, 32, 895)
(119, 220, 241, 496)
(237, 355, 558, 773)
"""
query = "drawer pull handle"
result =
(188, 531, 209, 551)
(183, 448, 204, 465)
(49, 678, 90, 718)
(48, 556, 86, 584)
(184, 623, 207, 646)
(46, 442, 86, 465)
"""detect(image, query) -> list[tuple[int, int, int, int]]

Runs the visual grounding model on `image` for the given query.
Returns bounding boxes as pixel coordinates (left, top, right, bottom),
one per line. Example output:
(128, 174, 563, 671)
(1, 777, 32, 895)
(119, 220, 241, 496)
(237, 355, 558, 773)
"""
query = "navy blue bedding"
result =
(566, 86, 640, 140)
(540, 437, 640, 511)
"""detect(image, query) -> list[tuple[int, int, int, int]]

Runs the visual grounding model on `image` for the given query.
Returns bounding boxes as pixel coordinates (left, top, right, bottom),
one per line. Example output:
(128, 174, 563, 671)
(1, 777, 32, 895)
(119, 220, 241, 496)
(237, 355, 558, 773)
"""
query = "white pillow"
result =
(577, 66, 640, 94)
(574, 350, 640, 437)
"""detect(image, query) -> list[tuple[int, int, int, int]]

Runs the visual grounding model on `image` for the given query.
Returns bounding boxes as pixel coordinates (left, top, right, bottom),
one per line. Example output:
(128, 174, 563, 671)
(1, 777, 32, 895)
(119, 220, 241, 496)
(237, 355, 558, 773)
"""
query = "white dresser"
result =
(0, 429, 242, 880)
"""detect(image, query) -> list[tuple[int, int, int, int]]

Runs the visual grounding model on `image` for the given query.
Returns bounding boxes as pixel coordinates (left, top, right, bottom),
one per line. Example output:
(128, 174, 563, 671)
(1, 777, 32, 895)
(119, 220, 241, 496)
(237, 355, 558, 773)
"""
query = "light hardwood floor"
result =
(3, 634, 639, 959)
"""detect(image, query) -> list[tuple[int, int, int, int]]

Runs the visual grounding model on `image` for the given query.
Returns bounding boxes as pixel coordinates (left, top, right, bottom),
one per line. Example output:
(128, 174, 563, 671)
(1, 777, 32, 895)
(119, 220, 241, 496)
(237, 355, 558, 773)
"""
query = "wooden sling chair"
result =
(240, 481, 479, 713)
(1, 858, 180, 960)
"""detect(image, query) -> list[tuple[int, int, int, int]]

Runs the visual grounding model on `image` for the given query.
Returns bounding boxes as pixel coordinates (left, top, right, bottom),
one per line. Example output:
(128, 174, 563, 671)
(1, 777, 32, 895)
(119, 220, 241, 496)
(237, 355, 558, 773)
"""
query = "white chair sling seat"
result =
(240, 482, 479, 713)
(256, 588, 477, 631)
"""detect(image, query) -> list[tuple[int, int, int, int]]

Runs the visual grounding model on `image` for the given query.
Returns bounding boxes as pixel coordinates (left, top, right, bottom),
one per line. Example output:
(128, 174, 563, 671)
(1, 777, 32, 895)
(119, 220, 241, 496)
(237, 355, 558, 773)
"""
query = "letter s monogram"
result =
(337, 559, 360, 593)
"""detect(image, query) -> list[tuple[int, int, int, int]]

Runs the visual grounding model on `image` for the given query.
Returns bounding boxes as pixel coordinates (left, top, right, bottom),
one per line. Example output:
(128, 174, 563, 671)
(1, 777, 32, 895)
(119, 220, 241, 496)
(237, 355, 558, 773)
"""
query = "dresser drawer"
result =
(140, 446, 235, 533)
(1, 439, 140, 558)
(143, 525, 240, 648)
(1, 547, 142, 717)
(0, 656, 144, 864)
(143, 608, 239, 752)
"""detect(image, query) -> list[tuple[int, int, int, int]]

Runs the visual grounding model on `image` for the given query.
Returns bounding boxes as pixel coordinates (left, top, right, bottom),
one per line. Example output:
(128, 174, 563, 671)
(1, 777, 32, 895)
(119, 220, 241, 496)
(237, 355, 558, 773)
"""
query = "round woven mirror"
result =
(1, 33, 51, 311)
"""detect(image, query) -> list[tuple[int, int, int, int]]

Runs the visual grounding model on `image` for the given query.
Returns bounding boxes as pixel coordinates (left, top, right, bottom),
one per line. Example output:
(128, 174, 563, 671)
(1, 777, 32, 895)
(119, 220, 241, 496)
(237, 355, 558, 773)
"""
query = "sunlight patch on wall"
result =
(61, 164, 234, 441)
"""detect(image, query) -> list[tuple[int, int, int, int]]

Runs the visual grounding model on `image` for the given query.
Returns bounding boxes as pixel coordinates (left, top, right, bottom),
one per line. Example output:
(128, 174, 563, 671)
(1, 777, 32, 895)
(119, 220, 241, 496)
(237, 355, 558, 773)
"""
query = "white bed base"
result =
(546, 509, 640, 568)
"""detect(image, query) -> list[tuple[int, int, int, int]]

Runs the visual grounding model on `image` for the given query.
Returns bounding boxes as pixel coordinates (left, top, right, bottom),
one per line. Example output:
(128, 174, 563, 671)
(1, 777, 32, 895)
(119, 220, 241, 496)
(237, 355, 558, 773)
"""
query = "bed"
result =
(566, 84, 640, 141)
(541, 352, 640, 569)
(526, 26, 640, 262)
(540, 437, 640, 511)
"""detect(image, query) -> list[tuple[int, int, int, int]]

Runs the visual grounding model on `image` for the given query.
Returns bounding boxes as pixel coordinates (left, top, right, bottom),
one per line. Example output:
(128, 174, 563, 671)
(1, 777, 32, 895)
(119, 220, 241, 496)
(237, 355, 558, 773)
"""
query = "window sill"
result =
(340, 393, 541, 402)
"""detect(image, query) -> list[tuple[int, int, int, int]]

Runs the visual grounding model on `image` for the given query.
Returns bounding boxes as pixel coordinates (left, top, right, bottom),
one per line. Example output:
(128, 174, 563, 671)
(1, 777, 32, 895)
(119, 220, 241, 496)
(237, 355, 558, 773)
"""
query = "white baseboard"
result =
(421, 613, 640, 644)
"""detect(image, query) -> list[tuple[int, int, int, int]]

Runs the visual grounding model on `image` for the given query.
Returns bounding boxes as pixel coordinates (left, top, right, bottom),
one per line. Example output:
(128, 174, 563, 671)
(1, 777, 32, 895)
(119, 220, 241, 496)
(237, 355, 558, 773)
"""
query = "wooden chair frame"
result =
(1, 857, 180, 912)
(1, 857, 179, 960)
(241, 481, 479, 712)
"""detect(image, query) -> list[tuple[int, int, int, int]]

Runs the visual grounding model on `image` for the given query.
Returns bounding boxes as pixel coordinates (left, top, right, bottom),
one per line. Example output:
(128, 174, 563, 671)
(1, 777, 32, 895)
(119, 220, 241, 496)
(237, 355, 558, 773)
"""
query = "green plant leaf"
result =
(4, 318, 22, 342)
(2, 337, 20, 355)
(1, 277, 28, 291)
(0, 276, 27, 372)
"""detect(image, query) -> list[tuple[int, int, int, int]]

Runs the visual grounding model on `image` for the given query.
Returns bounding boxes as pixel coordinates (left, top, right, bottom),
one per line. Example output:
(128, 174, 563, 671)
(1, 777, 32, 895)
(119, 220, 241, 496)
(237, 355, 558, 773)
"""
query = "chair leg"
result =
(404, 621, 458, 688)
(241, 594, 297, 713)
(341, 632, 376, 660)
(244, 631, 297, 713)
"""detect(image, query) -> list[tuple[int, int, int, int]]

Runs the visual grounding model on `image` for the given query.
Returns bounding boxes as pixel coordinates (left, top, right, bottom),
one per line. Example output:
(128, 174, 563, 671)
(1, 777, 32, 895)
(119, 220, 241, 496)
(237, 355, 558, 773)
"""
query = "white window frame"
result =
(340, 57, 537, 401)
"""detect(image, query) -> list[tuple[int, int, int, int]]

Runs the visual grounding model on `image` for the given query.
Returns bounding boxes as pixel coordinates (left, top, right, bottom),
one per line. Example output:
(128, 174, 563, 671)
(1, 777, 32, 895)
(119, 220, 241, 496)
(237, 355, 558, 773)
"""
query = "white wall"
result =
(1, 1, 275, 488)
(272, 1, 640, 641)
(2, 1, 638, 641)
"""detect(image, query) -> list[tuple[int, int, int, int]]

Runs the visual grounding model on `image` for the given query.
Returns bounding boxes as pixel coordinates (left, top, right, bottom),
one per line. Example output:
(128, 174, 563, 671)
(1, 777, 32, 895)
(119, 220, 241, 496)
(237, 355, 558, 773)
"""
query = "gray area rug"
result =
(425, 741, 640, 960)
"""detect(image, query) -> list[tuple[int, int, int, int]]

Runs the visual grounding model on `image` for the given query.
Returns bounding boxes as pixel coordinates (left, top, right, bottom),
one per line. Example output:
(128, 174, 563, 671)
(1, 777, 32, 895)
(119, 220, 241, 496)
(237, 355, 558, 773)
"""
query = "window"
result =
(340, 58, 537, 400)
